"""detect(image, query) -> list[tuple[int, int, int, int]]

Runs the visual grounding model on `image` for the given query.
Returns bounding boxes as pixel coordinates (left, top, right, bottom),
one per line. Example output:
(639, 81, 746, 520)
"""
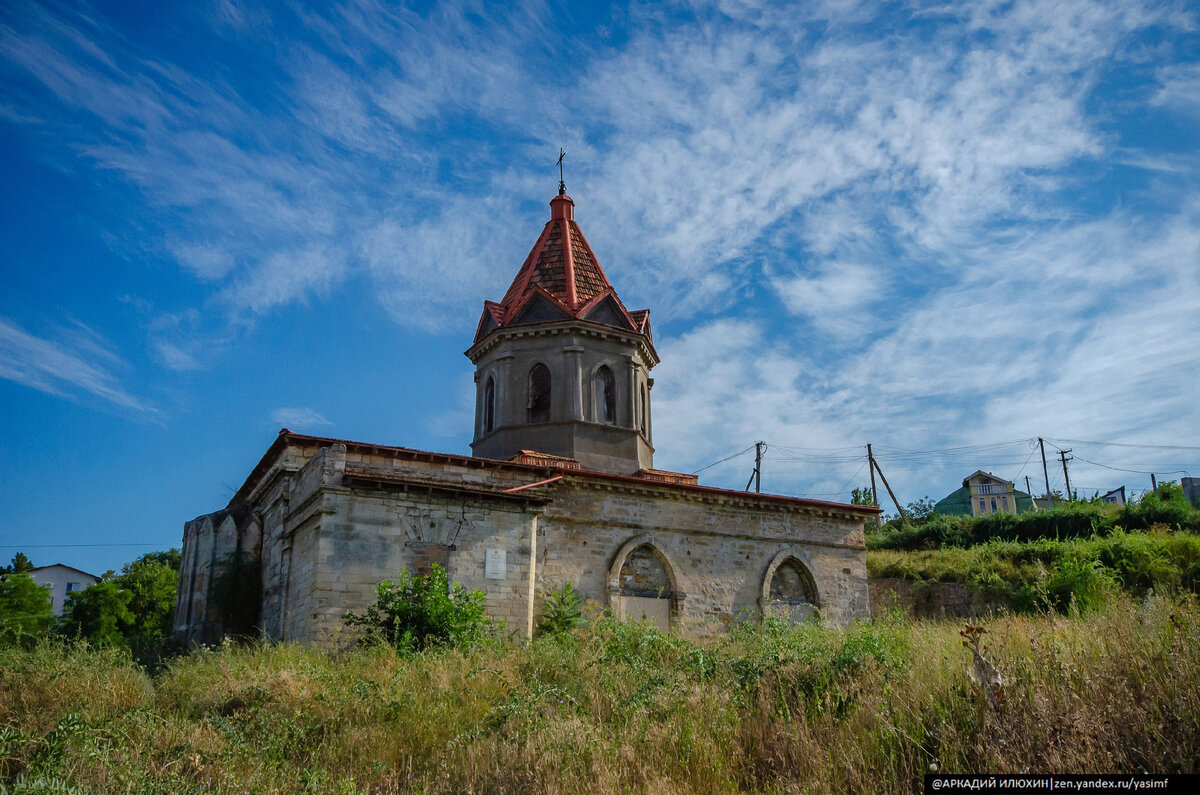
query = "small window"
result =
(527, 364, 551, 423)
(483, 377, 496, 434)
(66, 582, 79, 592)
(594, 366, 615, 424)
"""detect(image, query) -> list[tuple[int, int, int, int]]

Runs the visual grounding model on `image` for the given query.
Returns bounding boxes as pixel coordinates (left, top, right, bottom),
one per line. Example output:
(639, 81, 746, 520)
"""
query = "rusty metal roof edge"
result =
(227, 430, 878, 516)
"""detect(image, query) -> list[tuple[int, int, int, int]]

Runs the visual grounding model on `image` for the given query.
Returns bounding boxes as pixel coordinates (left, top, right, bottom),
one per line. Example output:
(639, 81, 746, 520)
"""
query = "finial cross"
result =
(557, 147, 566, 196)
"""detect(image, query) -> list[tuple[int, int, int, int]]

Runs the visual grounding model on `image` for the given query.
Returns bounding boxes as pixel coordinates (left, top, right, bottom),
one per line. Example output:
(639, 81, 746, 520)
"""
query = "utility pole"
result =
(867, 444, 881, 528)
(870, 451, 906, 521)
(1039, 437, 1053, 508)
(1058, 449, 1073, 501)
(1151, 473, 1157, 492)
(745, 441, 764, 493)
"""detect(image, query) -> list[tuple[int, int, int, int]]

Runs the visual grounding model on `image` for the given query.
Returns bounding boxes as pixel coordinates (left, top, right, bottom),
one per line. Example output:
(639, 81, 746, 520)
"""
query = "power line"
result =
(834, 462, 868, 498)
(691, 446, 755, 475)
(0, 542, 170, 549)
(1069, 456, 1190, 477)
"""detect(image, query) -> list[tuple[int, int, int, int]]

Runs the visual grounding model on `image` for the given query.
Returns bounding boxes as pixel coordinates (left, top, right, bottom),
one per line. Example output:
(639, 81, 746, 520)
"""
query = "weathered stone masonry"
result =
(176, 431, 873, 644)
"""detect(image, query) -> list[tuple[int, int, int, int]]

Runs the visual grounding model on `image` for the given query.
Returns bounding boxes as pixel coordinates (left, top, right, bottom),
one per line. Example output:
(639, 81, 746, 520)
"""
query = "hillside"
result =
(3, 592, 1199, 793)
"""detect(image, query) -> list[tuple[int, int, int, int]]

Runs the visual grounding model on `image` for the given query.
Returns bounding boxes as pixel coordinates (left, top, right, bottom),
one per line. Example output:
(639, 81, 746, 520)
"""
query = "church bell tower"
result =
(465, 192, 657, 475)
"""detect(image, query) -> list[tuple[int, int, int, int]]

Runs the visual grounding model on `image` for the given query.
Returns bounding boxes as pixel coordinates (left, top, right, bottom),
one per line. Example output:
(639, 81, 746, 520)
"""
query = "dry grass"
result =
(1, 592, 1198, 793)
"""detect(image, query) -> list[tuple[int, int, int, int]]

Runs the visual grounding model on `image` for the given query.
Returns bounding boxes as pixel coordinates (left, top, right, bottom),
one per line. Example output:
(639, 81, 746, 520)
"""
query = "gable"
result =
(582, 294, 633, 329)
(510, 292, 571, 325)
(965, 470, 1012, 489)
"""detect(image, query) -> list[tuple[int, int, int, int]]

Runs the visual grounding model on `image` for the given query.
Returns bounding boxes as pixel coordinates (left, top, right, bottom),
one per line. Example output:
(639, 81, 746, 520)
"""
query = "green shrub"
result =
(344, 565, 491, 652)
(535, 582, 585, 636)
(869, 494, 1200, 553)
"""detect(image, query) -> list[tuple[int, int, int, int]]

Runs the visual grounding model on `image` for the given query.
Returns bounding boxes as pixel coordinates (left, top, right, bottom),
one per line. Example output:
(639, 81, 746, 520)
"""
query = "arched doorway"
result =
(609, 538, 677, 631)
(762, 552, 820, 623)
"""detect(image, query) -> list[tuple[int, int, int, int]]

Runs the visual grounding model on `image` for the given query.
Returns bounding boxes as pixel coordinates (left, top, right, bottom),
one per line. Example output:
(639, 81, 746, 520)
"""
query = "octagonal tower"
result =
(465, 193, 657, 474)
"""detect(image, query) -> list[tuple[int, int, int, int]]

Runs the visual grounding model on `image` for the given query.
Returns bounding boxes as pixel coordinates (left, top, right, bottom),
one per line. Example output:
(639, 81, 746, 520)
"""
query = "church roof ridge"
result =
(475, 194, 649, 344)
(236, 429, 880, 516)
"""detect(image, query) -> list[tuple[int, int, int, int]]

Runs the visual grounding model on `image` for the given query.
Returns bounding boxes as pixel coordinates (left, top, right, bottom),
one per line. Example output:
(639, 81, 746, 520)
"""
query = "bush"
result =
(1037, 557, 1113, 614)
(868, 492, 1200, 553)
(345, 565, 491, 652)
(536, 582, 586, 636)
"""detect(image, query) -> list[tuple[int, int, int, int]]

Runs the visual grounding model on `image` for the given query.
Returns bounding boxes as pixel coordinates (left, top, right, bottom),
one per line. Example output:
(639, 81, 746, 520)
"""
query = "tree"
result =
(60, 580, 133, 646)
(851, 487, 875, 506)
(0, 572, 55, 647)
(119, 558, 179, 645)
(59, 552, 180, 662)
(905, 496, 937, 523)
(1, 552, 34, 575)
(134, 549, 181, 571)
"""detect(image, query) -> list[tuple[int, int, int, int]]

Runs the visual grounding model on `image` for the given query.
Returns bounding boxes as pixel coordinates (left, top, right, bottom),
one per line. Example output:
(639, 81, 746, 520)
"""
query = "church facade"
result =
(174, 192, 876, 645)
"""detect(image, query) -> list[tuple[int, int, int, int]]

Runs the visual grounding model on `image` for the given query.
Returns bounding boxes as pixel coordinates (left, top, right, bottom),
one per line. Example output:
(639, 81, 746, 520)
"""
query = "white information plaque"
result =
(485, 548, 506, 580)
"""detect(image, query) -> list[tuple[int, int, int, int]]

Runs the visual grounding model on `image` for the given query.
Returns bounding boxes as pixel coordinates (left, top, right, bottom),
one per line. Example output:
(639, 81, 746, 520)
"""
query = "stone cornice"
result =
(465, 318, 659, 368)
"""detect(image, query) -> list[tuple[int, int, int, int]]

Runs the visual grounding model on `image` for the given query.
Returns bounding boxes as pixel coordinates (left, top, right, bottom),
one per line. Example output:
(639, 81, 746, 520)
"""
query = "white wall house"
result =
(29, 564, 100, 615)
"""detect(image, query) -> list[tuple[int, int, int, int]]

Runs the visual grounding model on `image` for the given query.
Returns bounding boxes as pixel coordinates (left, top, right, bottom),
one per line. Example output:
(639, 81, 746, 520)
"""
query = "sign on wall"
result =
(485, 548, 506, 580)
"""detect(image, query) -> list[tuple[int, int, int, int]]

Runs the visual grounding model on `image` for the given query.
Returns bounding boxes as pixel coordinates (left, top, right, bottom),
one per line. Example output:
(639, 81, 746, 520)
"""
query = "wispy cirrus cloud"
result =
(0, 317, 154, 414)
(270, 407, 332, 428)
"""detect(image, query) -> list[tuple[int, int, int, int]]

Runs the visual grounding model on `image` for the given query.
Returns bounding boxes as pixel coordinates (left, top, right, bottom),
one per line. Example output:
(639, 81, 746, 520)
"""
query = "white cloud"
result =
(220, 245, 347, 314)
(1153, 63, 1200, 118)
(0, 317, 154, 414)
(270, 407, 332, 428)
(772, 262, 882, 338)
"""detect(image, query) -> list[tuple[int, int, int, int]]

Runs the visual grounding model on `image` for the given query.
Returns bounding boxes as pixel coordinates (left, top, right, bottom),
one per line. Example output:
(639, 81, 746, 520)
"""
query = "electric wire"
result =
(691, 445, 755, 475)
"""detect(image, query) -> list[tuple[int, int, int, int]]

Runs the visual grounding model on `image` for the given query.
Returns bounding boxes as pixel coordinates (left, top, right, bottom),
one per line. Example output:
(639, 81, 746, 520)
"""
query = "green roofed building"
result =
(934, 470, 1035, 517)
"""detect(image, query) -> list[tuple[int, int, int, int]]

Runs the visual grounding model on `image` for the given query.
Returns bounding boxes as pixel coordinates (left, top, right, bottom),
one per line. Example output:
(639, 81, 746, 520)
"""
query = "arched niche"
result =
(483, 376, 496, 434)
(527, 363, 551, 423)
(760, 548, 820, 624)
(607, 535, 683, 631)
(593, 365, 616, 424)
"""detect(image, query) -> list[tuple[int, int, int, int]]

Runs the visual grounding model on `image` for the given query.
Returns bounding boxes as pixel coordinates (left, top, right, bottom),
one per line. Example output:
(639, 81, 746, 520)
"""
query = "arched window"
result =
(594, 365, 615, 424)
(640, 383, 649, 432)
(483, 377, 495, 434)
(766, 557, 818, 623)
(618, 544, 672, 630)
(527, 364, 551, 423)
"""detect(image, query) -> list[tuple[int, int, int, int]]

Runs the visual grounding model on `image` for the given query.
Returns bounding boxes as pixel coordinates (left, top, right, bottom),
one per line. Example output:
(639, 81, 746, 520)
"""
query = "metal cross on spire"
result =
(557, 147, 566, 196)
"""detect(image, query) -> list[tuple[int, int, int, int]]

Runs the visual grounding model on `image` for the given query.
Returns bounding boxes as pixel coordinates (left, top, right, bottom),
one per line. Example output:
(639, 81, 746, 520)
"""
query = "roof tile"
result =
(478, 194, 649, 343)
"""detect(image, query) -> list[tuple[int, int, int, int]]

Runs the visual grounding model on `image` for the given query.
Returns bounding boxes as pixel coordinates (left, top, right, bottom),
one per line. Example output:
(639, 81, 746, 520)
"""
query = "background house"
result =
(1184, 478, 1199, 509)
(29, 564, 100, 615)
(934, 471, 1034, 517)
(1101, 486, 1126, 506)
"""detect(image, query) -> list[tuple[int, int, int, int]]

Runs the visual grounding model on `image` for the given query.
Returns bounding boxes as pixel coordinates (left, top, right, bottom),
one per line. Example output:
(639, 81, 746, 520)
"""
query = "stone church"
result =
(174, 190, 876, 645)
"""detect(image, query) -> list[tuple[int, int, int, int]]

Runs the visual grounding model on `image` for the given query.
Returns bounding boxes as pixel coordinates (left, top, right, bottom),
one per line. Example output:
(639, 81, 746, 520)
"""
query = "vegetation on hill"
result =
(863, 482, 1200, 612)
(868, 481, 1199, 551)
(1, 592, 1197, 793)
(0, 551, 181, 669)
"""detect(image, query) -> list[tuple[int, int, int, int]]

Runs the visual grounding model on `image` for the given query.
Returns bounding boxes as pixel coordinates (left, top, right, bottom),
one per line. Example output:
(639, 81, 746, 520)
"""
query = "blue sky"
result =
(1, 0, 1198, 575)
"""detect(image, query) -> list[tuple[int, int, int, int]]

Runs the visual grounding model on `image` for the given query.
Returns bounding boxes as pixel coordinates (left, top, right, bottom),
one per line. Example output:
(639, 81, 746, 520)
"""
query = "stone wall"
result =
(176, 434, 874, 645)
(868, 577, 1011, 620)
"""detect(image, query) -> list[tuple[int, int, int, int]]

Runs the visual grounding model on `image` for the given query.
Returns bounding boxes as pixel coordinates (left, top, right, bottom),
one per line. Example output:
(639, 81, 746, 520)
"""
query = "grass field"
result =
(2, 590, 1198, 794)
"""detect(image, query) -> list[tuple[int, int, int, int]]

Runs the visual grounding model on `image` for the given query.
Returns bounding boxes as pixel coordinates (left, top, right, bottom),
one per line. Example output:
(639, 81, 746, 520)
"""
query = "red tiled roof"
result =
(476, 194, 651, 344)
